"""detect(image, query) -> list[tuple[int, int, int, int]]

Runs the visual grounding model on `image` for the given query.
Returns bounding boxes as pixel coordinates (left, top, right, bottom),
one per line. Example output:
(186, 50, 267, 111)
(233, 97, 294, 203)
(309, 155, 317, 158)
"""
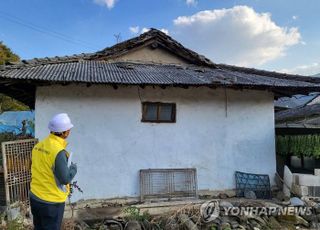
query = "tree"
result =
(0, 42, 28, 112)
(0, 41, 20, 65)
(0, 94, 29, 112)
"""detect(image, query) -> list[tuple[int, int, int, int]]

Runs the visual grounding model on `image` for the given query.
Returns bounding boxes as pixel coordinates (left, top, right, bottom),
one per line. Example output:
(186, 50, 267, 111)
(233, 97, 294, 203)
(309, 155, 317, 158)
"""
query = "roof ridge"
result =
(3, 28, 216, 69)
(12, 28, 214, 67)
(93, 28, 216, 67)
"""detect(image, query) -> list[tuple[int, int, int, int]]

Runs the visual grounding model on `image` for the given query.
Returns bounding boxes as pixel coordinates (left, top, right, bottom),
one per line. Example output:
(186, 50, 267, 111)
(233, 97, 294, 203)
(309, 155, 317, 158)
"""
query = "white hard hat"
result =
(48, 113, 74, 133)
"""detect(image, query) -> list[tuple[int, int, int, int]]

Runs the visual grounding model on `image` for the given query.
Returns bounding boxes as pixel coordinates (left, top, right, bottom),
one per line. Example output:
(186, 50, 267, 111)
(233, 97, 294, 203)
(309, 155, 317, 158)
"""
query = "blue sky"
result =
(1, 0, 319, 75)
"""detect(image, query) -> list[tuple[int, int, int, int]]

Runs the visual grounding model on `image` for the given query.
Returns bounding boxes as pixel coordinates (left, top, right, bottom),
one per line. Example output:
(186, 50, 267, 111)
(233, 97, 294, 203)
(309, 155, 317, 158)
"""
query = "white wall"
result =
(35, 85, 276, 201)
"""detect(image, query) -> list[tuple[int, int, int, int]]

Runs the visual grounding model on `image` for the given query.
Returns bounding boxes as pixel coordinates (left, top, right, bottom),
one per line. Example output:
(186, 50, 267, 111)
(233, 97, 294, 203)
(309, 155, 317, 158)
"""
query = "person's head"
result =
(51, 130, 71, 139)
(48, 113, 73, 139)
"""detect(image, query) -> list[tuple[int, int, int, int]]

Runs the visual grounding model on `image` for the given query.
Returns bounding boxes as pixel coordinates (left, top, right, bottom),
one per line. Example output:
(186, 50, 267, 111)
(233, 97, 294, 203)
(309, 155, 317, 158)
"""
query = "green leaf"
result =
(276, 135, 320, 158)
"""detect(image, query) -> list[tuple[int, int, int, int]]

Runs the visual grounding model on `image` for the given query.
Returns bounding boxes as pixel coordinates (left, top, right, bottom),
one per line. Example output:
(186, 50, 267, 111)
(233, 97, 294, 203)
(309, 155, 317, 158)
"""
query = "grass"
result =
(123, 206, 151, 222)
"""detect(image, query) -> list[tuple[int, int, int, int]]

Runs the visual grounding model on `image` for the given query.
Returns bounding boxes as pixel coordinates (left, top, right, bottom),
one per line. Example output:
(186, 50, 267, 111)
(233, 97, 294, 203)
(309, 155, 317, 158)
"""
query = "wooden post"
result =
(301, 154, 305, 169)
(2, 142, 11, 207)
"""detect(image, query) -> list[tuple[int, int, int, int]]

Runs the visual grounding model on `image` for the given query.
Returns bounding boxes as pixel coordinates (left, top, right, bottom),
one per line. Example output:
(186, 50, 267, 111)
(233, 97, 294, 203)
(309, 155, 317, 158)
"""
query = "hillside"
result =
(0, 42, 29, 111)
(0, 41, 19, 65)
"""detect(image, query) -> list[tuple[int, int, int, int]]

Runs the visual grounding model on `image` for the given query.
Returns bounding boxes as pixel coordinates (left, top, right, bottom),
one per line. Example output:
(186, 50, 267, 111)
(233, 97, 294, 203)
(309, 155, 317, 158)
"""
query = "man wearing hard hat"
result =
(30, 113, 77, 229)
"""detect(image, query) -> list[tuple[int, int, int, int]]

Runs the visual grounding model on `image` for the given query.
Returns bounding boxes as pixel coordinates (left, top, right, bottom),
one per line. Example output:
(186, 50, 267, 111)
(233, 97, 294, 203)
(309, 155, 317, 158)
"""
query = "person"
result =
(30, 113, 77, 230)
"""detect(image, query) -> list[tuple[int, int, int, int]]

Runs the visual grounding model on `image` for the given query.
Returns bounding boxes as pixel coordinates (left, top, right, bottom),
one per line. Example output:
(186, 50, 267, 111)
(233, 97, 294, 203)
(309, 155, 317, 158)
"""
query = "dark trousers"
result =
(30, 196, 65, 230)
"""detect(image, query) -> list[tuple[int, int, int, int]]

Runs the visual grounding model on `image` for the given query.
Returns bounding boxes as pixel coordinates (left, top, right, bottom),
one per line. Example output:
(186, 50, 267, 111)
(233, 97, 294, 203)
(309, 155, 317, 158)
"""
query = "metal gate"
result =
(140, 168, 198, 201)
(1, 139, 38, 206)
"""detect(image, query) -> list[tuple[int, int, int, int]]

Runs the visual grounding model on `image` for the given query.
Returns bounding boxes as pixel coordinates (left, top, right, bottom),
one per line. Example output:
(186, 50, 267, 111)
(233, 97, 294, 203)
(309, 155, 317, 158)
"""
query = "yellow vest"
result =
(30, 134, 70, 203)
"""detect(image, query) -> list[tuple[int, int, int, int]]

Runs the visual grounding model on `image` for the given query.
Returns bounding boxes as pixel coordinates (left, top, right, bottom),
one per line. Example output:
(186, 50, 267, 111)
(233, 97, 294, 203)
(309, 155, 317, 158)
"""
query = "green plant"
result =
(123, 206, 151, 222)
(0, 94, 29, 112)
(0, 41, 20, 65)
(6, 218, 24, 230)
(210, 224, 218, 230)
(0, 209, 24, 229)
(276, 134, 320, 158)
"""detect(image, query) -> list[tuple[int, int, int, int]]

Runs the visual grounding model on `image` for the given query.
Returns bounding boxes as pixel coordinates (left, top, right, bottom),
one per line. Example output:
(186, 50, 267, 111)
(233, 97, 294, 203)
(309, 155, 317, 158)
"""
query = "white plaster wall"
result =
(35, 85, 276, 201)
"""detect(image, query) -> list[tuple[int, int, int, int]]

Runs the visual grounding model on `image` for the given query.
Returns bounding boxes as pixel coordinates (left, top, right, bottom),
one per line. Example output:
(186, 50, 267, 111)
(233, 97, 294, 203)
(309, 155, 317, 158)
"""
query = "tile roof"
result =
(274, 94, 318, 109)
(1, 61, 319, 90)
(1, 28, 320, 108)
(275, 104, 320, 129)
(276, 104, 320, 123)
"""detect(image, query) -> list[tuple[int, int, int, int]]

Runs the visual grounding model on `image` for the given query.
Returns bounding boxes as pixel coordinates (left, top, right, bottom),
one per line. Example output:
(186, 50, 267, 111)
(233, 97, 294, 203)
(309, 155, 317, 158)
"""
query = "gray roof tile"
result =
(1, 61, 319, 90)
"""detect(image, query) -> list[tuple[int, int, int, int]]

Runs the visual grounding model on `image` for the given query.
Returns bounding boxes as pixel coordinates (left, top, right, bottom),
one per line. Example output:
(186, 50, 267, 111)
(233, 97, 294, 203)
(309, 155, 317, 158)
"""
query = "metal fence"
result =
(1, 139, 38, 206)
(140, 168, 198, 201)
(308, 186, 320, 197)
(235, 171, 271, 199)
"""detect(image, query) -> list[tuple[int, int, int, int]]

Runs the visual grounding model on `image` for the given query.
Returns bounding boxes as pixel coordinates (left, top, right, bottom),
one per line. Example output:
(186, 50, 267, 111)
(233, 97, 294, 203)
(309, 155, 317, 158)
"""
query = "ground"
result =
(4, 194, 317, 229)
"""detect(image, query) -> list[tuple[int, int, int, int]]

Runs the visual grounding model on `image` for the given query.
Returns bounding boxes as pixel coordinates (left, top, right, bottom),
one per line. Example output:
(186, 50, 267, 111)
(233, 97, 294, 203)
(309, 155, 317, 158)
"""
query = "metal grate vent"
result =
(308, 186, 320, 197)
(140, 168, 197, 201)
(2, 139, 38, 206)
(235, 171, 271, 199)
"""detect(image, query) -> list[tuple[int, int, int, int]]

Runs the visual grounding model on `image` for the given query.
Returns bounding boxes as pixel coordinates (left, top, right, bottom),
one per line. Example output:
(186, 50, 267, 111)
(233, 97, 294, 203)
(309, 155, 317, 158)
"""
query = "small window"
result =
(142, 102, 176, 123)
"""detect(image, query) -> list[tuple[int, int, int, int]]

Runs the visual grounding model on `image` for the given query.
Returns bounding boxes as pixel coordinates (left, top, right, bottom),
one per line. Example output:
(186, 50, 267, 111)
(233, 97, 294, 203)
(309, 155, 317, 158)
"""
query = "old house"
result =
(276, 101, 320, 174)
(1, 29, 320, 202)
(274, 93, 318, 112)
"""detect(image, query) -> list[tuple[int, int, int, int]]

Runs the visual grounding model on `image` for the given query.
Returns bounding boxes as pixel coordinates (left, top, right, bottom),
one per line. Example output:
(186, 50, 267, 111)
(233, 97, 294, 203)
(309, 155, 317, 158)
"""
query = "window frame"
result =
(141, 102, 176, 123)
